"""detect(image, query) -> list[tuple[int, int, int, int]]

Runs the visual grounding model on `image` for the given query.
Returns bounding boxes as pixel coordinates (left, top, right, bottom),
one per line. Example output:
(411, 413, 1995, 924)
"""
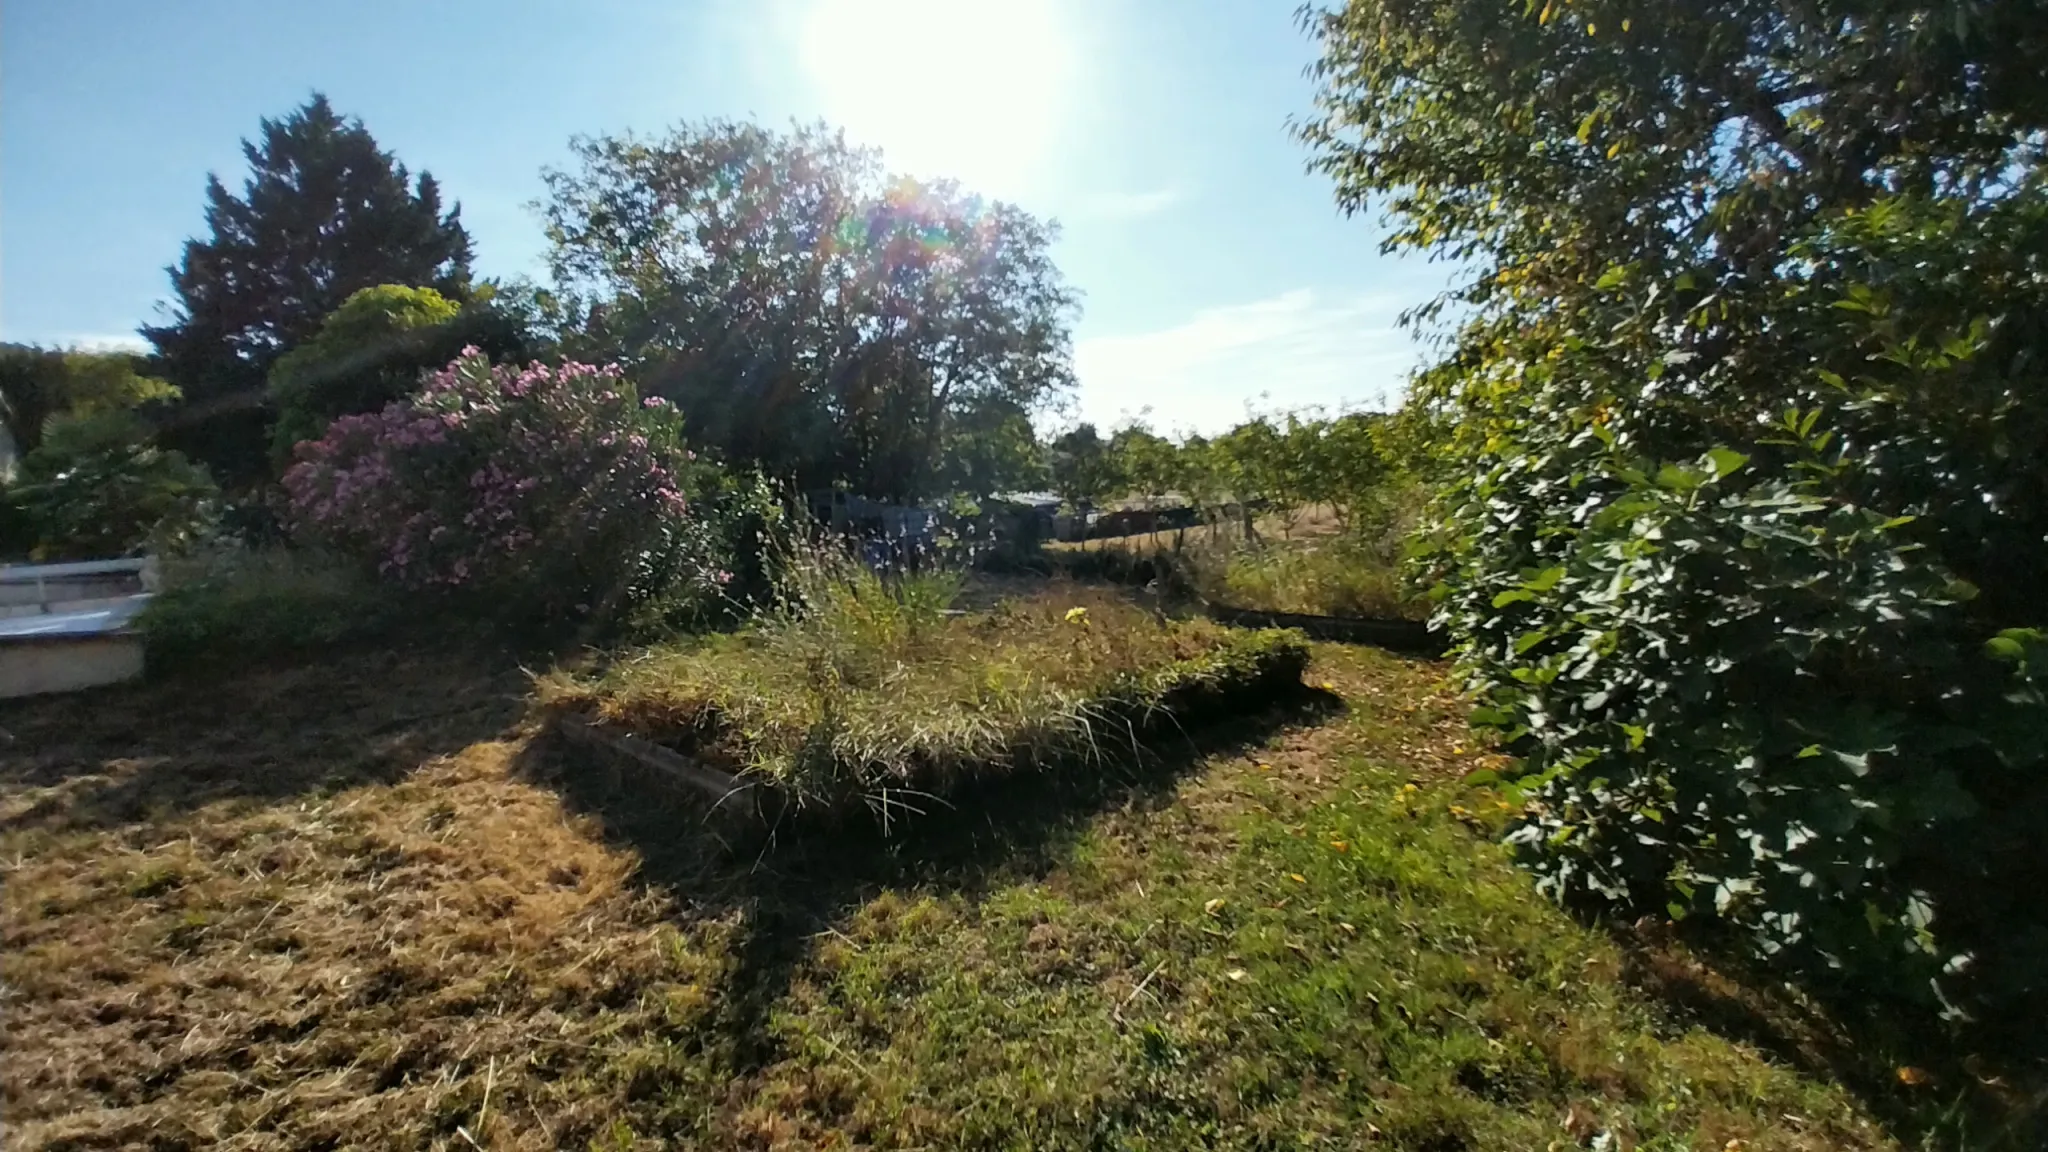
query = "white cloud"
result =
(3, 331, 149, 353)
(1080, 188, 1182, 220)
(1068, 289, 1419, 435)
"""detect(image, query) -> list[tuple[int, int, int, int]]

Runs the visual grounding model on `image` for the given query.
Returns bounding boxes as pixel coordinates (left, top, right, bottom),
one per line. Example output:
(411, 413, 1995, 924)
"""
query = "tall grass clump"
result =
(542, 542, 1308, 825)
(1185, 533, 1419, 620)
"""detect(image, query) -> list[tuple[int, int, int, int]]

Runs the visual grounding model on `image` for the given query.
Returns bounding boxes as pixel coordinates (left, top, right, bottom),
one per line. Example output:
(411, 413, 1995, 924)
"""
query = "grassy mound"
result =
(542, 569, 1307, 822)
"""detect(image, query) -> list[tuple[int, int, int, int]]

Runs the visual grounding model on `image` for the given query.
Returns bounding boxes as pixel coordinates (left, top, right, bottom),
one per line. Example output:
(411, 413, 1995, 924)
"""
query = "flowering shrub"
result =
(283, 347, 724, 626)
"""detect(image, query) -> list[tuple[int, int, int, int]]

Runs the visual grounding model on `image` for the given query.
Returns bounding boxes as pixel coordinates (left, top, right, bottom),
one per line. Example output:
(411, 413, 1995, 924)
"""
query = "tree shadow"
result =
(513, 683, 1345, 1077)
(0, 643, 528, 834)
(1599, 918, 2047, 1151)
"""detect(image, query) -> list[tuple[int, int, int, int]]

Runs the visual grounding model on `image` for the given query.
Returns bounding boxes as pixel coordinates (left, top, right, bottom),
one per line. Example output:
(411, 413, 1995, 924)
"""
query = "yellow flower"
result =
(1330, 840, 1349, 853)
(1063, 606, 1089, 624)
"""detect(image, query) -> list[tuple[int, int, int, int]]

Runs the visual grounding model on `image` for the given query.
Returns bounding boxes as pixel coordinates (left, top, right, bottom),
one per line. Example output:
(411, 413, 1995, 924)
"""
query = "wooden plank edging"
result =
(1200, 603, 1445, 654)
(554, 713, 776, 819)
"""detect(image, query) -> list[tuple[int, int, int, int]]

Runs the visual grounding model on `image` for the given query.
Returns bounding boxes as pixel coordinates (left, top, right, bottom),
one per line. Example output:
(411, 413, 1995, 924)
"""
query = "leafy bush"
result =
(1, 345, 212, 561)
(5, 411, 218, 561)
(283, 348, 728, 630)
(0, 343, 180, 458)
(543, 553, 1308, 823)
(140, 548, 407, 670)
(267, 283, 535, 464)
(1301, 0, 2048, 1016)
(1414, 196, 2048, 1018)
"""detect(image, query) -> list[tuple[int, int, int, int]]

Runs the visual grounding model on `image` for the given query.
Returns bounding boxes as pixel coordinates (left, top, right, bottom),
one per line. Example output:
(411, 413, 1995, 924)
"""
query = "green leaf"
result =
(1704, 447, 1748, 478)
(1655, 463, 1701, 491)
(1593, 264, 1626, 290)
(1492, 589, 1536, 608)
(1986, 636, 2026, 661)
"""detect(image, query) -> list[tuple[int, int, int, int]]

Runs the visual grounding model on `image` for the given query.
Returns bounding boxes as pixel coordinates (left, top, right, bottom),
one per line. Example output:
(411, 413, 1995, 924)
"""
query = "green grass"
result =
(1187, 533, 1422, 620)
(542, 559, 1310, 819)
(561, 643, 1940, 1150)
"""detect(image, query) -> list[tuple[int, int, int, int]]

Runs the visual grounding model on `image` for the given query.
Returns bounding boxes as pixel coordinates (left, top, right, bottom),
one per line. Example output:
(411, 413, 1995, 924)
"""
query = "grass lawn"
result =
(2, 637, 2032, 1149)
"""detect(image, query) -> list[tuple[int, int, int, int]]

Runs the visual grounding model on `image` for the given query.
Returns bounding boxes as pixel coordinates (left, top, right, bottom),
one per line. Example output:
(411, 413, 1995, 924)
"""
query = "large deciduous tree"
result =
(1047, 423, 1118, 511)
(143, 93, 473, 482)
(1300, 0, 2048, 1015)
(541, 120, 1077, 501)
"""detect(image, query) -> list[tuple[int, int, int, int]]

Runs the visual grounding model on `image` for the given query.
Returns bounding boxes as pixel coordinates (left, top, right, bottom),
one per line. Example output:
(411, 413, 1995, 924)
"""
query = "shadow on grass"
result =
(0, 643, 527, 834)
(515, 682, 1346, 1077)
(1594, 918, 2048, 1151)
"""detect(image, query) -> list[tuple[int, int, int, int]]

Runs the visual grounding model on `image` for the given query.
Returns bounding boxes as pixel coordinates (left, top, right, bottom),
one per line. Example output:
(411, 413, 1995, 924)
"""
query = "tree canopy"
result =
(1, 345, 179, 461)
(542, 120, 1078, 501)
(143, 94, 473, 481)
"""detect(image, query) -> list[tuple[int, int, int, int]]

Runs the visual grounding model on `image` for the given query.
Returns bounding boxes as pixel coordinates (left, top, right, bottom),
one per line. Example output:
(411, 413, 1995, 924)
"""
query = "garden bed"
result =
(1198, 602, 1444, 654)
(539, 586, 1309, 830)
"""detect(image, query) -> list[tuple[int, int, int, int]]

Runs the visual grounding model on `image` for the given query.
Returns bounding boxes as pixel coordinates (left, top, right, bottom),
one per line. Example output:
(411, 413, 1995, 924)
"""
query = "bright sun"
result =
(801, 0, 1072, 201)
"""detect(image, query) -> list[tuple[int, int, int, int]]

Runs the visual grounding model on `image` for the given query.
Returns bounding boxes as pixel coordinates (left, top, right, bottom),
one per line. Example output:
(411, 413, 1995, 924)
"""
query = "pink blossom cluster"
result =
(283, 347, 706, 599)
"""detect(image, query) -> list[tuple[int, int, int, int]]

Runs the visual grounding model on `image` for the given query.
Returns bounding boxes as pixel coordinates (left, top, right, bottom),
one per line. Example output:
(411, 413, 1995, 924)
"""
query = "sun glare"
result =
(801, 0, 1072, 201)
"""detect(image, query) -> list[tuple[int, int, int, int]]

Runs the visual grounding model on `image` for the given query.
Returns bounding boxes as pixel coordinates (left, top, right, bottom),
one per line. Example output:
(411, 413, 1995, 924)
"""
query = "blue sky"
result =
(1, 0, 1442, 434)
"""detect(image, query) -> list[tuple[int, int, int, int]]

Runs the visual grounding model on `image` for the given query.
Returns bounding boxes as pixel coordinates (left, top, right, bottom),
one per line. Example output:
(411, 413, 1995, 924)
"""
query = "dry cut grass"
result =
(542, 574, 1309, 820)
(0, 649, 712, 1150)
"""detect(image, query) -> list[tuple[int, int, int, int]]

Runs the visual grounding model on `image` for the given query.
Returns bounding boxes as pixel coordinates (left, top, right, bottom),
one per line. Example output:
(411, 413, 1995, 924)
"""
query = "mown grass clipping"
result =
(541, 568, 1309, 825)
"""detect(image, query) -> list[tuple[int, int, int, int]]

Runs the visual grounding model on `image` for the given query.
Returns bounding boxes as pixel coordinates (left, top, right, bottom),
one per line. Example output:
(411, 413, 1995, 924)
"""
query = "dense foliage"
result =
(1048, 409, 1405, 530)
(144, 94, 474, 483)
(5, 409, 219, 562)
(282, 348, 727, 630)
(1, 347, 216, 561)
(266, 283, 535, 462)
(542, 120, 1077, 501)
(1, 344, 179, 458)
(1302, 0, 2048, 1013)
